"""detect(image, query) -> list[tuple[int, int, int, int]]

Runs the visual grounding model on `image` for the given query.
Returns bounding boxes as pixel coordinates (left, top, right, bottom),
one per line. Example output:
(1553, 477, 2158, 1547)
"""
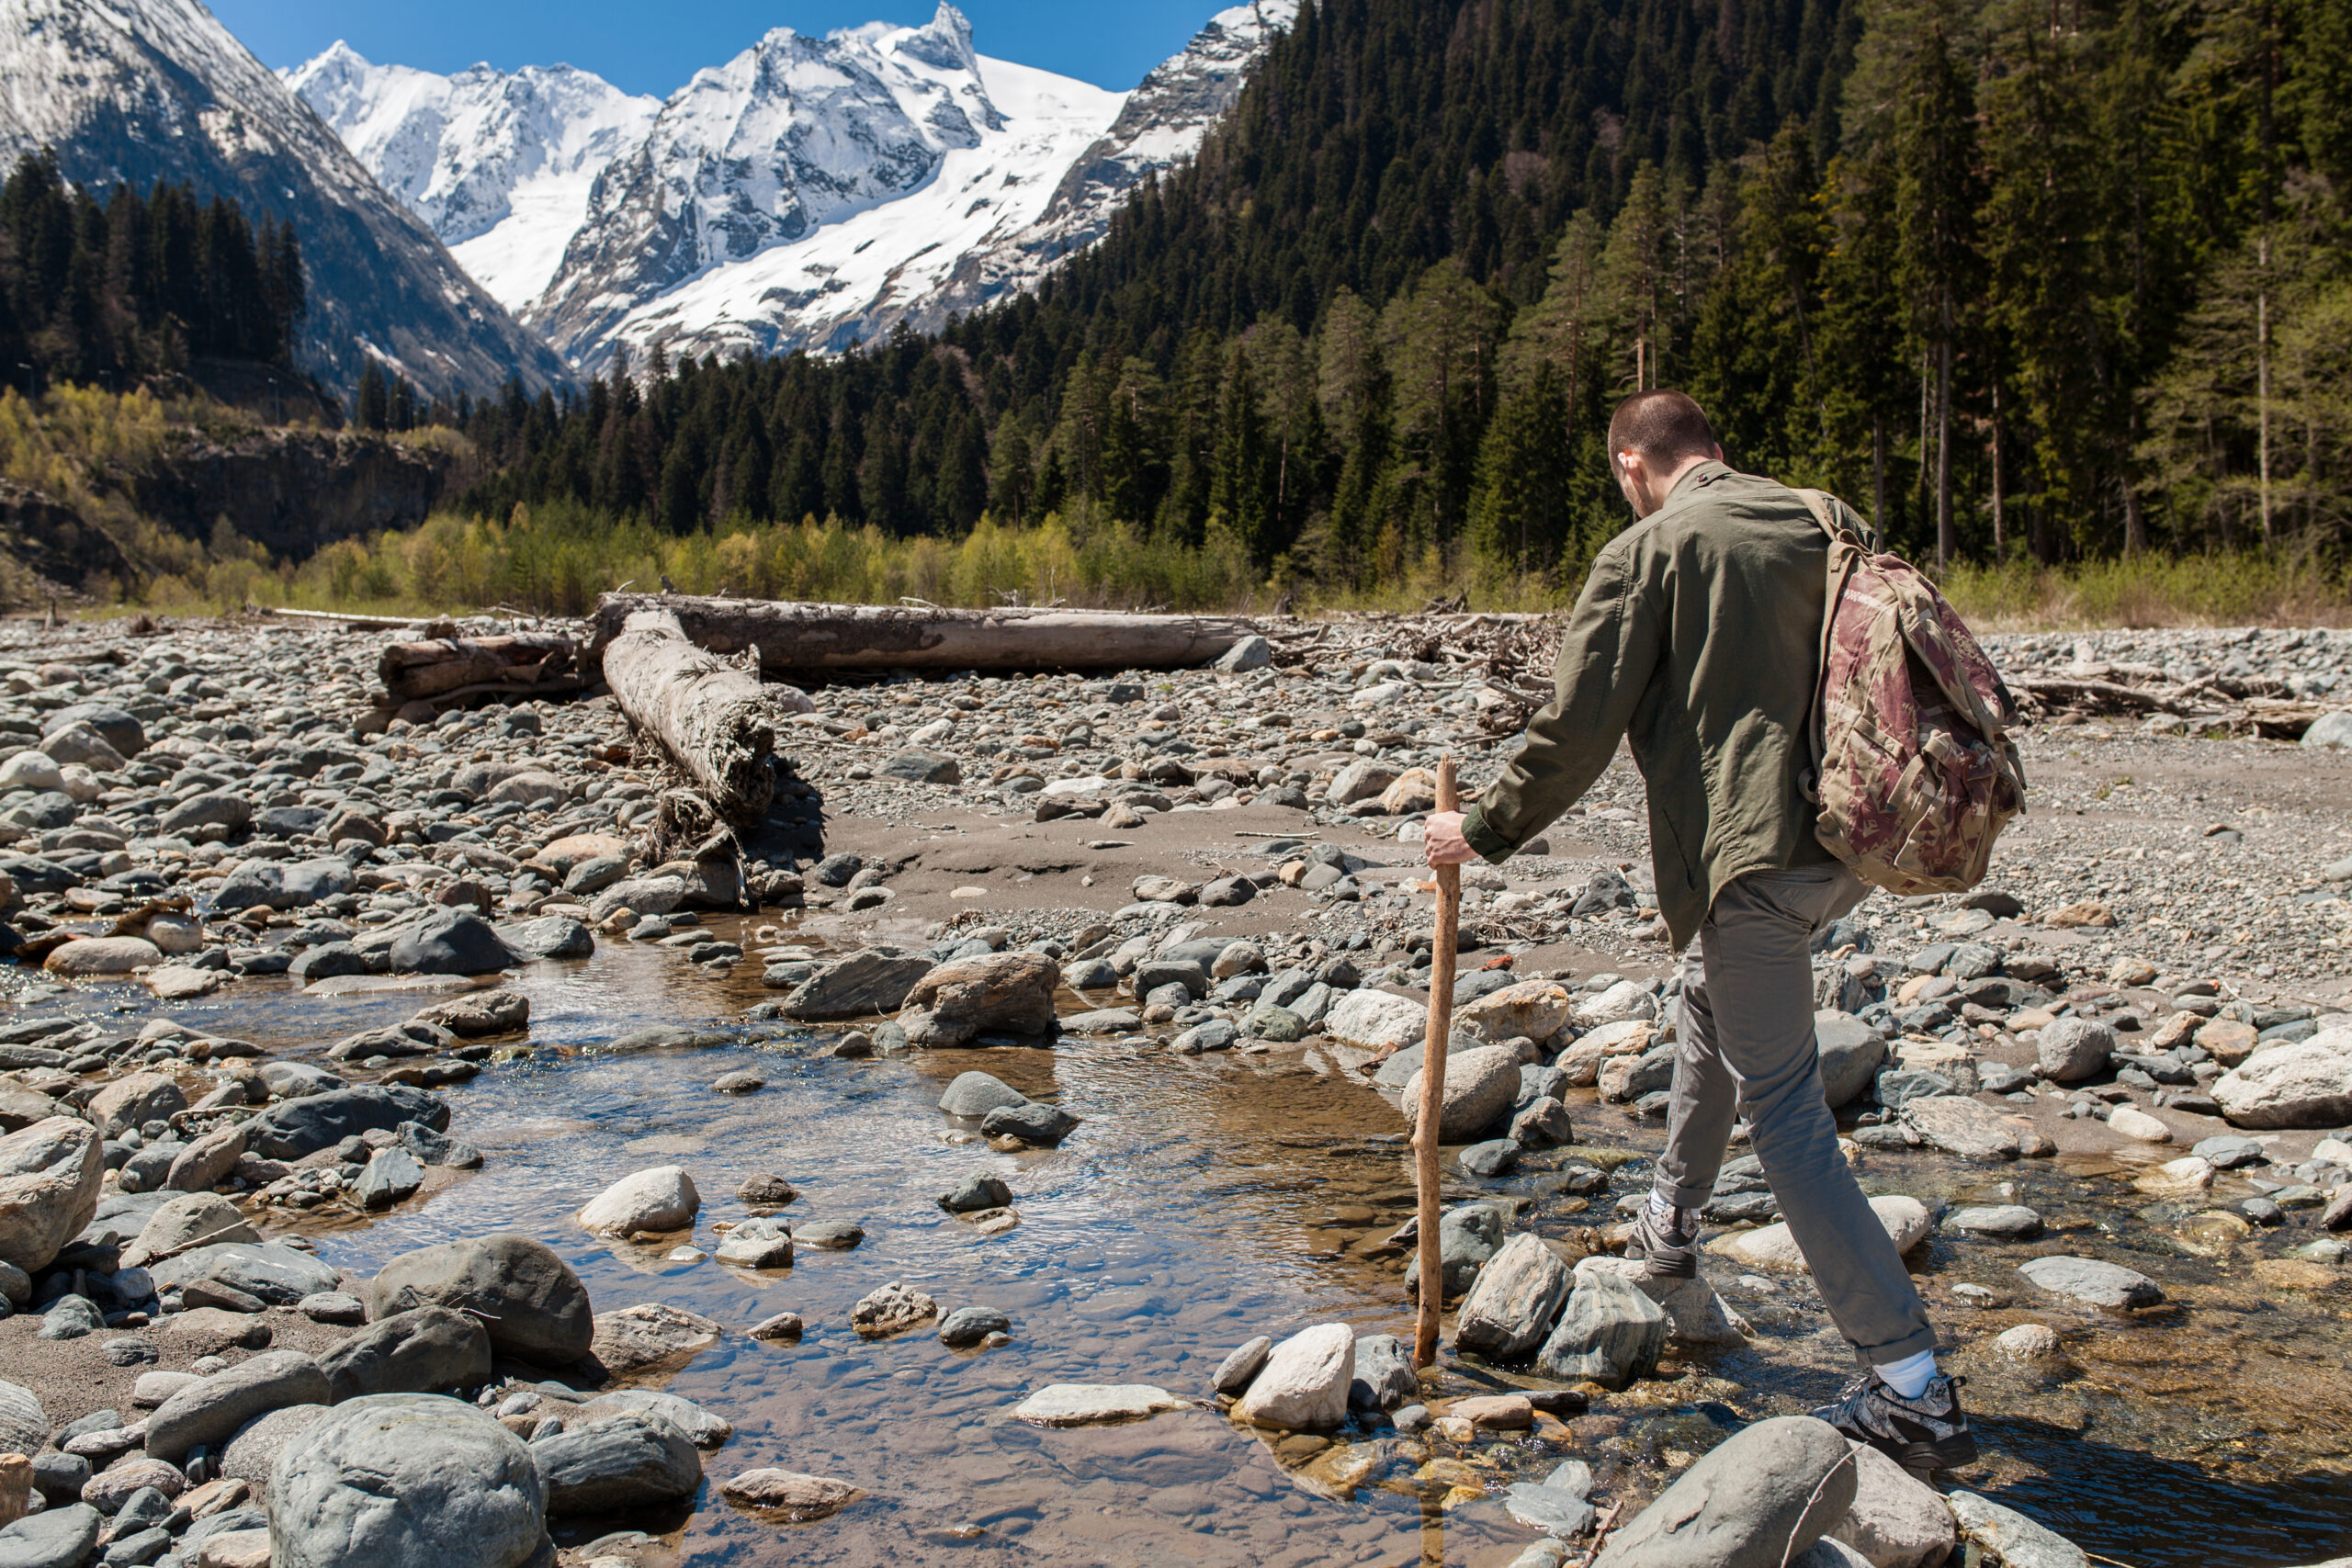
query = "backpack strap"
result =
(1790, 488, 1869, 804)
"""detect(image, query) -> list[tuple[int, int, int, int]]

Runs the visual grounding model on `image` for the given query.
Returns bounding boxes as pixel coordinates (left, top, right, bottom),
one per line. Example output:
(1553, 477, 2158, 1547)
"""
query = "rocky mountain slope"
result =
(288, 0, 1294, 372)
(282, 43, 661, 314)
(0, 0, 570, 400)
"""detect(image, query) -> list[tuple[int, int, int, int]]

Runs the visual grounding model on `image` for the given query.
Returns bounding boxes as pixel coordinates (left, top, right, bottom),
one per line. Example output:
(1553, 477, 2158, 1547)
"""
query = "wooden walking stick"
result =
(1412, 755, 1462, 1369)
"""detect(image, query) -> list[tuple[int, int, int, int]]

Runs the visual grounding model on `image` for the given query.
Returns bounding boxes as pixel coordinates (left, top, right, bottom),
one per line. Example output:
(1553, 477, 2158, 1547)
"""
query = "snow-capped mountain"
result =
(0, 0, 568, 399)
(283, 44, 659, 311)
(290, 0, 1293, 373)
(922, 0, 1297, 333)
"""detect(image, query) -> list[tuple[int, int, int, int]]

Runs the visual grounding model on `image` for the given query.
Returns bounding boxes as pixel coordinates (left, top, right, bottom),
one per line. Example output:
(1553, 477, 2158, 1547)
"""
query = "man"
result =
(1422, 389, 1975, 1472)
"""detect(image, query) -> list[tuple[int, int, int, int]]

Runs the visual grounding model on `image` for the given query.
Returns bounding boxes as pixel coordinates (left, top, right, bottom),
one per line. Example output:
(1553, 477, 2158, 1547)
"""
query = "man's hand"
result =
(1422, 810, 1478, 866)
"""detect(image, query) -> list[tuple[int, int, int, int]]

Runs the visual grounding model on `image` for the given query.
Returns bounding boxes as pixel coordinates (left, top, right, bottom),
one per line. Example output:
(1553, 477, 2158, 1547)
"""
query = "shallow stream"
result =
(28, 925, 2352, 1568)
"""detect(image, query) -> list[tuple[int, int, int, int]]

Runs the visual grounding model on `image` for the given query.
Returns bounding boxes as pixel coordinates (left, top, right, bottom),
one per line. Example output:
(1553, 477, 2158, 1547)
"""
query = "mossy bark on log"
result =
(584, 594, 1261, 673)
(602, 607, 776, 821)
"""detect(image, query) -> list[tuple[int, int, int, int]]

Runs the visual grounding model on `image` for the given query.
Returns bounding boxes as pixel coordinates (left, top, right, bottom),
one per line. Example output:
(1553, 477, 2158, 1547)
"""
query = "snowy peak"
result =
(288, 0, 1290, 372)
(0, 0, 566, 397)
(282, 42, 659, 310)
(529, 1, 1025, 361)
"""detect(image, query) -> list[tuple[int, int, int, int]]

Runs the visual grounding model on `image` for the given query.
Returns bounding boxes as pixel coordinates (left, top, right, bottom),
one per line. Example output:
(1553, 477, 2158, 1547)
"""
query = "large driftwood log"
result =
(603, 607, 777, 821)
(585, 594, 1261, 673)
(379, 632, 579, 704)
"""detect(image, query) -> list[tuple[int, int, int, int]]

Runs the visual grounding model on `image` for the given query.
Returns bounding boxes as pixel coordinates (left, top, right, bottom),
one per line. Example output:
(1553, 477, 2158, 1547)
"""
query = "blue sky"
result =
(211, 0, 1216, 96)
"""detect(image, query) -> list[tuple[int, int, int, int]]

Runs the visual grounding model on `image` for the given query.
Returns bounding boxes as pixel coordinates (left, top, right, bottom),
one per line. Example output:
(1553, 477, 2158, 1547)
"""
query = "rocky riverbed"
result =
(0, 613, 2349, 1568)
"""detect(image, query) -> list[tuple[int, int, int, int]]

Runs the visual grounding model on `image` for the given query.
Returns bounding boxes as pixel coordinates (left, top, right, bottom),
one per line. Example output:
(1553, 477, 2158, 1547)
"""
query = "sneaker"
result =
(1623, 1204, 1699, 1280)
(1811, 1369, 1980, 1472)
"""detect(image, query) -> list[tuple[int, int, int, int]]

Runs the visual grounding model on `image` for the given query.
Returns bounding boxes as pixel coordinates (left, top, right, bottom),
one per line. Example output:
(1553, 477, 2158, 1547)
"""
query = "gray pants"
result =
(1655, 865, 1939, 1366)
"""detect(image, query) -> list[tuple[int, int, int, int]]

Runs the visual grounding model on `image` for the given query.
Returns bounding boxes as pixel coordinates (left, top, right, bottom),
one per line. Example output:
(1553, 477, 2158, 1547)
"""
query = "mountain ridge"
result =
(288, 0, 1295, 372)
(0, 0, 570, 399)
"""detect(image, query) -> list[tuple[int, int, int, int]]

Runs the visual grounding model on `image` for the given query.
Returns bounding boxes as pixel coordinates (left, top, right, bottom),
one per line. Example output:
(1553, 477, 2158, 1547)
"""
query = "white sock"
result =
(1878, 1349, 1939, 1399)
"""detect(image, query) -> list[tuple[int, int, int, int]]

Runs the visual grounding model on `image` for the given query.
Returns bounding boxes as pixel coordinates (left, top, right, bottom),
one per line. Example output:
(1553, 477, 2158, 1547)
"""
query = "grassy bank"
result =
(94, 502, 2352, 629)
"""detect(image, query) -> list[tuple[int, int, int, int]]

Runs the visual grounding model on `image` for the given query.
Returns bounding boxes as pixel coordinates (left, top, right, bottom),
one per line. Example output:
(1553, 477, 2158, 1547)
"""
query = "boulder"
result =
(1326, 760, 1399, 807)
(1456, 982, 1573, 1048)
(0, 1379, 45, 1455)
(367, 1235, 595, 1364)
(713, 1218, 793, 1269)
(2212, 1030, 2352, 1129)
(588, 876, 684, 921)
(388, 912, 514, 976)
(937, 1305, 1011, 1347)
(0, 1503, 100, 1568)
(1946, 1204, 2044, 1240)
(1592, 1416, 1857, 1568)
(266, 1393, 548, 1568)
(153, 1242, 339, 1305)
(317, 1307, 492, 1403)
(1453, 1232, 1572, 1359)
(1236, 1323, 1354, 1430)
(2035, 1018, 2115, 1082)
(122, 1195, 257, 1269)
(878, 748, 961, 784)
(1577, 980, 1660, 1027)
(575, 1391, 732, 1450)
(938, 1072, 1028, 1118)
(980, 1101, 1079, 1143)
(1815, 1012, 1887, 1108)
(1575, 1256, 1751, 1348)
(1401, 1045, 1521, 1144)
(1404, 1201, 1506, 1301)
(1537, 1271, 1668, 1389)
(781, 951, 936, 1021)
(534, 1412, 702, 1517)
(0, 1116, 103, 1273)
(718, 1469, 866, 1519)
(850, 1281, 938, 1340)
(497, 915, 594, 961)
(586, 1303, 724, 1379)
(411, 990, 530, 1037)
(147, 1350, 330, 1461)
(90, 1073, 188, 1137)
(898, 953, 1060, 1046)
(46, 704, 143, 757)
(1945, 1493, 2090, 1568)
(1323, 989, 1427, 1053)
(43, 935, 161, 976)
(1710, 1196, 1931, 1270)
(1347, 1332, 1418, 1413)
(249, 1085, 447, 1162)
(164, 1123, 248, 1194)
(1212, 1336, 1275, 1397)
(354, 1147, 426, 1210)
(579, 1167, 699, 1236)
(1903, 1097, 2030, 1161)
(1826, 1443, 1957, 1568)
(2016, 1255, 2162, 1310)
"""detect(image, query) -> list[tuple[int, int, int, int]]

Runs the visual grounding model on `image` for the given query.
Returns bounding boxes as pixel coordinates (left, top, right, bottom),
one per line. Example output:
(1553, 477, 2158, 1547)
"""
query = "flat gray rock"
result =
(266, 1393, 547, 1568)
(1946, 1204, 2043, 1240)
(535, 1411, 703, 1518)
(2017, 1255, 2162, 1310)
(1592, 1416, 1856, 1568)
(1011, 1384, 1183, 1426)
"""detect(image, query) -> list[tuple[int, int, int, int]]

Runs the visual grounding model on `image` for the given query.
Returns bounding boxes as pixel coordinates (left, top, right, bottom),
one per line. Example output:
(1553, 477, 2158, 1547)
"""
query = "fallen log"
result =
(602, 607, 777, 821)
(379, 632, 578, 704)
(585, 594, 1261, 673)
(2008, 675, 2188, 714)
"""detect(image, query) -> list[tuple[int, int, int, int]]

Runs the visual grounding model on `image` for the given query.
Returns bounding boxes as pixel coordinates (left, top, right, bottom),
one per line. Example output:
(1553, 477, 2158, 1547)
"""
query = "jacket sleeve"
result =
(1462, 541, 1661, 863)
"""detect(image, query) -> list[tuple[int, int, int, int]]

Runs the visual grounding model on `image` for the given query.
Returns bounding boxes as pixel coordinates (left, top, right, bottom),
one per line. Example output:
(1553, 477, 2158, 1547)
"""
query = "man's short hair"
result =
(1608, 389, 1718, 461)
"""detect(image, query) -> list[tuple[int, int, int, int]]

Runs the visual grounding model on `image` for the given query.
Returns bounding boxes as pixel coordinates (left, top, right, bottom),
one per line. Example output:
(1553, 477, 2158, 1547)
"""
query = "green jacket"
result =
(1462, 459, 1841, 949)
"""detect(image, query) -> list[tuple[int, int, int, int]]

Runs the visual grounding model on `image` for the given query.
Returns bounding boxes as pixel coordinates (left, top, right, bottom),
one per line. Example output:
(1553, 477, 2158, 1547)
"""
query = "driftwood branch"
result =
(379, 633, 578, 705)
(585, 594, 1261, 673)
(602, 607, 777, 822)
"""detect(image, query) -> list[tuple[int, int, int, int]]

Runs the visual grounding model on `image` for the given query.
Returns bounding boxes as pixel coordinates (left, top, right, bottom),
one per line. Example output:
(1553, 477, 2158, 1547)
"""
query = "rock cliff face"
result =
(0, 426, 446, 603)
(130, 430, 447, 559)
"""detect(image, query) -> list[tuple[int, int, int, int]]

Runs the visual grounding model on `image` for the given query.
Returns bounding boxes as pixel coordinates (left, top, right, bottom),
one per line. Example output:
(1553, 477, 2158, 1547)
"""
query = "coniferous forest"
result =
(436, 0, 2351, 596)
(0, 152, 309, 390)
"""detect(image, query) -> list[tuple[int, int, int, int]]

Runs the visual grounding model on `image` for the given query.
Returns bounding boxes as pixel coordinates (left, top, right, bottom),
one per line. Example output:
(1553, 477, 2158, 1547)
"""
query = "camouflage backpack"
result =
(1792, 490, 2027, 894)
